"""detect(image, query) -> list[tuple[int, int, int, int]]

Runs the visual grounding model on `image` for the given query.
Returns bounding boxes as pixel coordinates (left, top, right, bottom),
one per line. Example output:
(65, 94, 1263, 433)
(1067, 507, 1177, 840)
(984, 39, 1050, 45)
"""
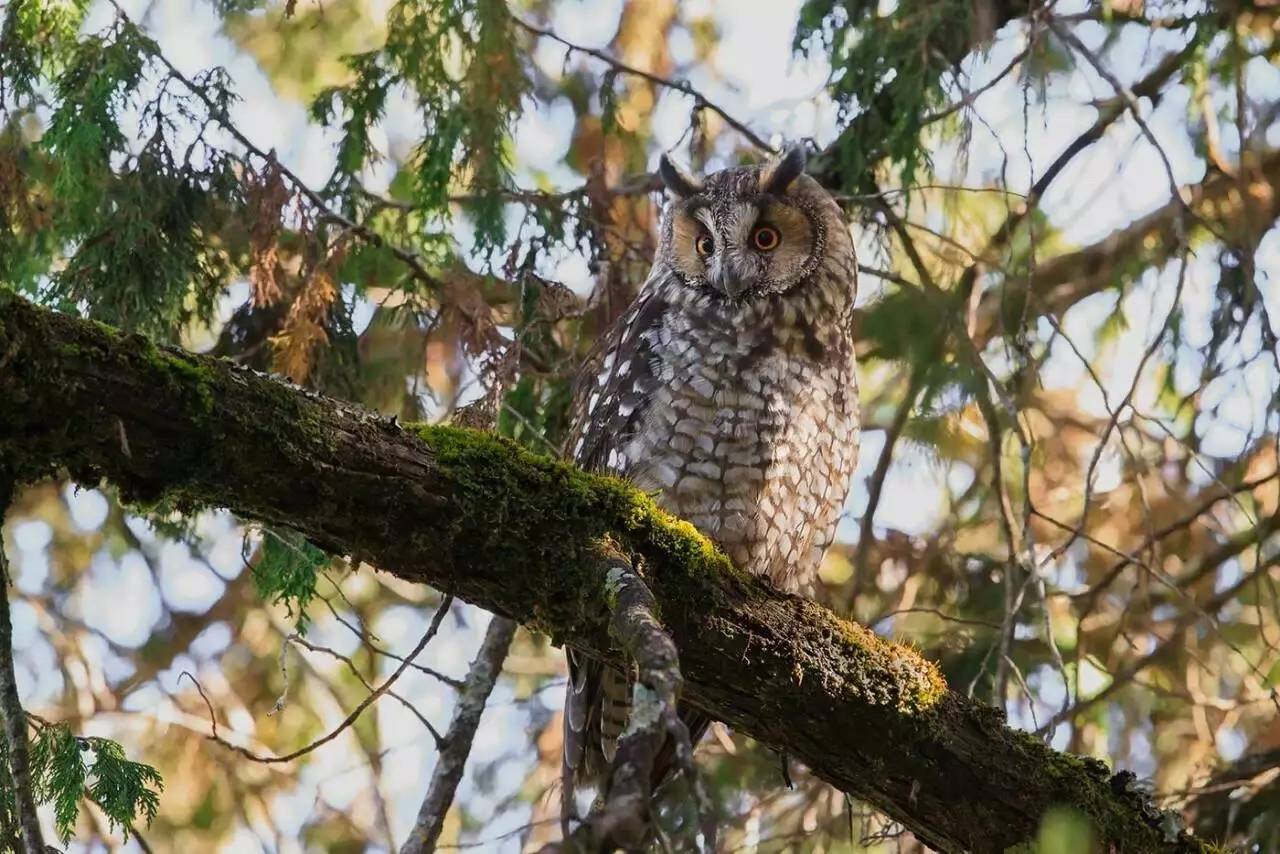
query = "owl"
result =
(562, 145, 861, 796)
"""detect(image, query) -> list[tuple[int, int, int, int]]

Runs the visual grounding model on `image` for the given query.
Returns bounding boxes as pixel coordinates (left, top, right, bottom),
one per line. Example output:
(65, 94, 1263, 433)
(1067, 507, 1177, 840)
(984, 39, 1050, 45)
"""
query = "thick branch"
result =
(400, 615, 515, 854)
(0, 292, 1210, 853)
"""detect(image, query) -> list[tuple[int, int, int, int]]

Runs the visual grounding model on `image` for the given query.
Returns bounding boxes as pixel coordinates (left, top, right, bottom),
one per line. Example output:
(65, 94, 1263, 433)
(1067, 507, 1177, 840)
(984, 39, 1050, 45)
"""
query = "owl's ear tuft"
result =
(658, 153, 703, 198)
(759, 144, 806, 194)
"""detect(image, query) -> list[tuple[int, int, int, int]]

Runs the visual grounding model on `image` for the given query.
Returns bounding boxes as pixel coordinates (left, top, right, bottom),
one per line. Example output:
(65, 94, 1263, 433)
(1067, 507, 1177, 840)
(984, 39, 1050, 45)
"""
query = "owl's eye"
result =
(695, 232, 715, 257)
(751, 225, 781, 252)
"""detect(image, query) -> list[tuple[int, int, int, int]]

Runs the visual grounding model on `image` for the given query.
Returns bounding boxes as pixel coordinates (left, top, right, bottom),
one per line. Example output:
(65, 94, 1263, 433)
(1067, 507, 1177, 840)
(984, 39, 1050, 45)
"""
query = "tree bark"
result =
(0, 292, 1210, 853)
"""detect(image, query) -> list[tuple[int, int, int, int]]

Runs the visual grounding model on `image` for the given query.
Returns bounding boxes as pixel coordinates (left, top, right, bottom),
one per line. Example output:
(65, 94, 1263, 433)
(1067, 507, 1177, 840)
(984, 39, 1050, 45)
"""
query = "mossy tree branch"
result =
(0, 292, 1211, 853)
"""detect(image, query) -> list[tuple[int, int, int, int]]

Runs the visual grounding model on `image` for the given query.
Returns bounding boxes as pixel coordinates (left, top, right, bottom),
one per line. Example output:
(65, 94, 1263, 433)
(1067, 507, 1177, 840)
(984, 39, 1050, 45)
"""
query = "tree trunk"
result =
(0, 292, 1208, 853)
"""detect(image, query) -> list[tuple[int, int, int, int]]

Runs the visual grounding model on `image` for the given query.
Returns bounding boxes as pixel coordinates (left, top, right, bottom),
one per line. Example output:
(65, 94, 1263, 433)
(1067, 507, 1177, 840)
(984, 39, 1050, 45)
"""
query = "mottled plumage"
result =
(563, 147, 861, 793)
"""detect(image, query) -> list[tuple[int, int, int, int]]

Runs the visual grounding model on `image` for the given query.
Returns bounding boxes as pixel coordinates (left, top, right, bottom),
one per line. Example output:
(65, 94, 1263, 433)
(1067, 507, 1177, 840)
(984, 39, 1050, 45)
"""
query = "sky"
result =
(9, 0, 1280, 850)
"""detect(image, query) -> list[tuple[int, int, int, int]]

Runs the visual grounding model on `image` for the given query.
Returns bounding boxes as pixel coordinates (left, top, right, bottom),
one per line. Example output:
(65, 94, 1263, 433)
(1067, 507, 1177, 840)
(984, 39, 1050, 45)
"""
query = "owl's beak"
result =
(708, 256, 755, 300)
(719, 277, 750, 300)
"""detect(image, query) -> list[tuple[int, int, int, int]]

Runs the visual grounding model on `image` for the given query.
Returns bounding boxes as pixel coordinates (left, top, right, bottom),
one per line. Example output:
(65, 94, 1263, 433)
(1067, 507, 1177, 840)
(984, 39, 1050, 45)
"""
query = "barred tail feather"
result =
(562, 649, 708, 806)
(598, 666, 632, 764)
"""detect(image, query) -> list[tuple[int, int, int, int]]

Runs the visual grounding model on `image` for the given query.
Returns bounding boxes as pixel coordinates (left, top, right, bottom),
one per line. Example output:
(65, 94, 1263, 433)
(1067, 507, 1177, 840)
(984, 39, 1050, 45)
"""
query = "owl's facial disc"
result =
(669, 196, 818, 300)
(662, 148, 828, 301)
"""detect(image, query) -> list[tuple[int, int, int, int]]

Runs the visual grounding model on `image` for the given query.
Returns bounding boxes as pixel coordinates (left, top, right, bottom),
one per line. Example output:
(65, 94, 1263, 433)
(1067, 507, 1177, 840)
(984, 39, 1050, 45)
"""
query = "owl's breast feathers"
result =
(568, 257, 859, 593)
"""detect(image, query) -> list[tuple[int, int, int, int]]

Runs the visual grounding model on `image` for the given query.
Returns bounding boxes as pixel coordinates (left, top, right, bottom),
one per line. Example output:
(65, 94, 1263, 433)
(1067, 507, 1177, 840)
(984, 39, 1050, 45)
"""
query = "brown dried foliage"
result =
(270, 236, 347, 384)
(246, 158, 291, 309)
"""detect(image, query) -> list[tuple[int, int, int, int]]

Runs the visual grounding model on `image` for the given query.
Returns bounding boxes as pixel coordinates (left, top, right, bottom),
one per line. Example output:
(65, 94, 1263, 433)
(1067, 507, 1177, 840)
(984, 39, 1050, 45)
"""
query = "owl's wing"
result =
(563, 285, 669, 474)
(562, 283, 670, 798)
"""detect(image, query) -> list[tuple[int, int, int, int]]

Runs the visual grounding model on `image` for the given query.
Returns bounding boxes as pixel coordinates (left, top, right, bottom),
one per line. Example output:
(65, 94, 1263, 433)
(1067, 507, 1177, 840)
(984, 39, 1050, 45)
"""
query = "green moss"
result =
(409, 422, 743, 584)
(157, 351, 215, 411)
(409, 422, 948, 715)
(996, 724, 1212, 853)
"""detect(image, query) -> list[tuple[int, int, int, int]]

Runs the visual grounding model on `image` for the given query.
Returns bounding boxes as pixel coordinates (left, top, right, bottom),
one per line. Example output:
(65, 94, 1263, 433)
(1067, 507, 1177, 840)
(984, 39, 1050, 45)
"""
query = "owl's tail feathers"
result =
(561, 648, 710, 839)
(597, 666, 632, 765)
(561, 648, 594, 835)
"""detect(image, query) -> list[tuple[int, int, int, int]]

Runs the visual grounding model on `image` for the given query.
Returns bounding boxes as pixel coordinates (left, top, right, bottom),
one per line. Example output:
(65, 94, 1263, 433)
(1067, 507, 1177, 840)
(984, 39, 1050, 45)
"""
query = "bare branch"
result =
(853, 368, 924, 593)
(401, 615, 516, 854)
(288, 632, 446, 748)
(0, 476, 45, 854)
(512, 16, 774, 153)
(970, 147, 1280, 348)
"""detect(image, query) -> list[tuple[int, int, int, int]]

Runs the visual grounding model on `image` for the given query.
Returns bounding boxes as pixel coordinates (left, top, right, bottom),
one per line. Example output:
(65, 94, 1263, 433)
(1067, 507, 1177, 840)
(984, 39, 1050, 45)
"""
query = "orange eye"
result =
(752, 225, 781, 252)
(695, 233, 715, 256)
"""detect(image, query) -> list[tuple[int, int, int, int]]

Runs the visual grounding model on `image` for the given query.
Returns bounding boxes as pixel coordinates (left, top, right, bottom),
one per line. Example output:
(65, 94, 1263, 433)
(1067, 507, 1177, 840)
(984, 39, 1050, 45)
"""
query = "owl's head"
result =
(656, 146, 846, 301)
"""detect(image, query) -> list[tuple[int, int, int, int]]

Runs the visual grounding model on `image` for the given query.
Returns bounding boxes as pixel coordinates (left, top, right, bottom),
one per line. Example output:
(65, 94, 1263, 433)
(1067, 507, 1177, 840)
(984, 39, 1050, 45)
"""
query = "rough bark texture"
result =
(0, 292, 1211, 853)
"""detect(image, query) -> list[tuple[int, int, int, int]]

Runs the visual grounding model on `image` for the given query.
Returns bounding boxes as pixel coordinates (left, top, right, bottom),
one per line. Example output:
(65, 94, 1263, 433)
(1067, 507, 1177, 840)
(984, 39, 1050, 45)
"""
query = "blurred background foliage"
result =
(2, 0, 1280, 850)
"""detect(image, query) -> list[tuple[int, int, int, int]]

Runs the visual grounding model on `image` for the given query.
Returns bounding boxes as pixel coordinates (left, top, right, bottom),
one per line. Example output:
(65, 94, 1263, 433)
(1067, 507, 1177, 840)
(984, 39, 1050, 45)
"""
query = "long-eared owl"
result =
(562, 145, 861, 791)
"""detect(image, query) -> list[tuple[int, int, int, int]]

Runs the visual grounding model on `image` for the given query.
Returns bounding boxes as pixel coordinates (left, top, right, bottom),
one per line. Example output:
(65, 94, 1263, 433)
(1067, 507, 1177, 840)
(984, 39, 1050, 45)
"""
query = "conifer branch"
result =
(102, 0, 449, 294)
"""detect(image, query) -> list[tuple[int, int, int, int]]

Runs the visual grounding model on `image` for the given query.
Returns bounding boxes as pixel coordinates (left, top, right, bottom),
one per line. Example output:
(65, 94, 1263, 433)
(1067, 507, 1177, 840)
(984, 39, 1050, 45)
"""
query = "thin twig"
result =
(319, 596, 465, 689)
(918, 45, 1031, 128)
(872, 607, 1003, 631)
(512, 16, 774, 153)
(1040, 555, 1280, 733)
(288, 633, 446, 747)
(853, 367, 924, 592)
(182, 596, 453, 765)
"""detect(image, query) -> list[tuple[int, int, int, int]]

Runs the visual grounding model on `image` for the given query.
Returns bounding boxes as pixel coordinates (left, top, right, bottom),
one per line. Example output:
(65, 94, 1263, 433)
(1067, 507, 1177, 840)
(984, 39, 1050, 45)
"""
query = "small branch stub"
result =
(0, 476, 47, 854)
(558, 548, 712, 852)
